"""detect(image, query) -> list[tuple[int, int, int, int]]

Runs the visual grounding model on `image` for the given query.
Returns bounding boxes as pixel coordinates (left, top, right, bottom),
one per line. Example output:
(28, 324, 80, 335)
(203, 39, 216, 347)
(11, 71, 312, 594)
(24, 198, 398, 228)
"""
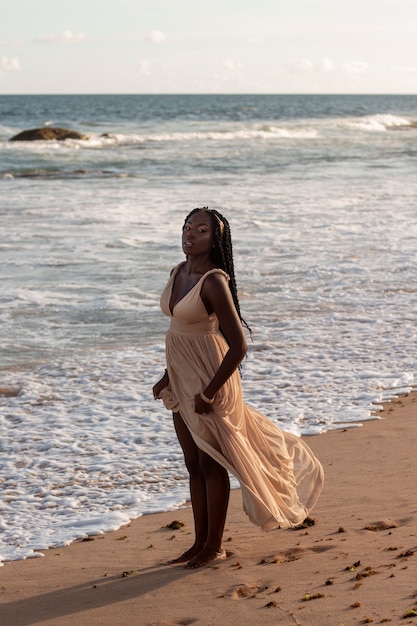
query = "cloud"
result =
(343, 61, 369, 75)
(222, 58, 242, 71)
(145, 30, 166, 44)
(320, 57, 335, 72)
(138, 59, 151, 75)
(0, 39, 24, 47)
(35, 31, 86, 45)
(287, 57, 335, 74)
(0, 56, 21, 73)
(288, 58, 315, 74)
(386, 64, 417, 74)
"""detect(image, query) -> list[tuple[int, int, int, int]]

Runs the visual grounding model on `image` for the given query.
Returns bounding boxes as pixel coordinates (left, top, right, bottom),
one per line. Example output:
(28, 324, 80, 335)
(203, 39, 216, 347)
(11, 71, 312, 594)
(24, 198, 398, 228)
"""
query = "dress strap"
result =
(200, 268, 229, 283)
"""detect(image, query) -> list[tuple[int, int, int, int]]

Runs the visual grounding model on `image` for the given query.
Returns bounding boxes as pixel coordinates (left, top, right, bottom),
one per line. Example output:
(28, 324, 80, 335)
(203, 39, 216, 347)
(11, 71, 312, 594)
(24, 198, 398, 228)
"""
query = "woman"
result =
(153, 208, 324, 569)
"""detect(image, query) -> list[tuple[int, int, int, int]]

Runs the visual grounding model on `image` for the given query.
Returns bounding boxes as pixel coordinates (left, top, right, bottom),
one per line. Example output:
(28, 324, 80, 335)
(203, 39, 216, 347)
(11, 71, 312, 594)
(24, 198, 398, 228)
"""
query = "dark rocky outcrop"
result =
(9, 127, 89, 141)
(0, 386, 21, 397)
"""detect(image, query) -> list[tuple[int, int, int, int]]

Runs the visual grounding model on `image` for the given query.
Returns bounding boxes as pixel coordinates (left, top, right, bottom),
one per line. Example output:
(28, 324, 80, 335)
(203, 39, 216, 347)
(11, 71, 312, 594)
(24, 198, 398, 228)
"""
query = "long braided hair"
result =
(184, 207, 251, 335)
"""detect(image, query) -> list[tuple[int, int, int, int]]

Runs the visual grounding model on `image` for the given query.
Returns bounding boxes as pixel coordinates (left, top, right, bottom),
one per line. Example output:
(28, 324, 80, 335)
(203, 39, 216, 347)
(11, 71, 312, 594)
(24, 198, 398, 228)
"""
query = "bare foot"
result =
(167, 544, 203, 565)
(186, 547, 227, 569)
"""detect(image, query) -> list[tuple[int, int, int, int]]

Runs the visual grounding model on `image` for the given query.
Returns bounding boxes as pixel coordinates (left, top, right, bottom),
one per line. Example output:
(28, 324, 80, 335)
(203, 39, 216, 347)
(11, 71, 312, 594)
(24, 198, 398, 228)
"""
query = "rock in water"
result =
(9, 127, 89, 141)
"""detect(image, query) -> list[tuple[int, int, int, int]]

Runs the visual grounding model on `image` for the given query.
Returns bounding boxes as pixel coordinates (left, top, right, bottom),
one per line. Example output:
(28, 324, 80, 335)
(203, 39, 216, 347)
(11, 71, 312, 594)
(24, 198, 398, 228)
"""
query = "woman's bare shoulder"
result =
(201, 270, 231, 305)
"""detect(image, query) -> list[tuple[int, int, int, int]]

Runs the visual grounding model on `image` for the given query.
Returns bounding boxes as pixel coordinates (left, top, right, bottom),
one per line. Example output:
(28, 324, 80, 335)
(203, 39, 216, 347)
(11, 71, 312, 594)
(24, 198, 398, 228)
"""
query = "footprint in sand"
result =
(223, 582, 269, 599)
(364, 519, 398, 531)
(149, 617, 197, 626)
(259, 544, 334, 565)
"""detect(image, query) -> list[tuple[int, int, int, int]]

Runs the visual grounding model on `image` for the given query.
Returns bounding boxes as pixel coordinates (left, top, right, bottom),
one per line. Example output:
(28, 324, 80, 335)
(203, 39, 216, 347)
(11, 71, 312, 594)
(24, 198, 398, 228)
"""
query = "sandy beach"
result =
(1, 392, 416, 626)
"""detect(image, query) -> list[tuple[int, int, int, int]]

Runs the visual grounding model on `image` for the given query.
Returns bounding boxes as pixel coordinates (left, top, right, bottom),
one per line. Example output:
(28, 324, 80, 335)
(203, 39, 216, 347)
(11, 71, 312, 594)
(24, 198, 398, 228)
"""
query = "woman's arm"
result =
(198, 272, 248, 408)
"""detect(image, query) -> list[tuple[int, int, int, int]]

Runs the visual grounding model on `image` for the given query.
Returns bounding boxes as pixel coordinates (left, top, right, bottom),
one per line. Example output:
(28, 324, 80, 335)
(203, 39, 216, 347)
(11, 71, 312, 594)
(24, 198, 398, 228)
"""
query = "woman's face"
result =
(182, 210, 214, 257)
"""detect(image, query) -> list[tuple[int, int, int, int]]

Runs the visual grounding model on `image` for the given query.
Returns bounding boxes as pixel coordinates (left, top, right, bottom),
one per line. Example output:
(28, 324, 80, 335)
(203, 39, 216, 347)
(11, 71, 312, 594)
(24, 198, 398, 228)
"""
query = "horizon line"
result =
(1, 92, 416, 97)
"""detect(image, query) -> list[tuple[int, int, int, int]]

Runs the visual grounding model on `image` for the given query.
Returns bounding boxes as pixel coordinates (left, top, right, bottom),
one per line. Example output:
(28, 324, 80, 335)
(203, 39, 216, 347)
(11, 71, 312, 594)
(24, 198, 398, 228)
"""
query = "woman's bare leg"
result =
(170, 412, 208, 563)
(186, 450, 230, 569)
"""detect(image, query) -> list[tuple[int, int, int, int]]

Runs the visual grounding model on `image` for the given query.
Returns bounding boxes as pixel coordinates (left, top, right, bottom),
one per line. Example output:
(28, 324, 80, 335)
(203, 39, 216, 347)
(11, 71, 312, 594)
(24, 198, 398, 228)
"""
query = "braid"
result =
(184, 207, 251, 335)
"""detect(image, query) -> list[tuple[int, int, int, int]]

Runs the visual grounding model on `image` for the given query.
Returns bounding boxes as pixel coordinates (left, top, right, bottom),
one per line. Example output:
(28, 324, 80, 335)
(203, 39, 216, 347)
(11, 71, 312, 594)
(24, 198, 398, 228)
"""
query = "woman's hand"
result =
(153, 370, 169, 400)
(194, 393, 213, 415)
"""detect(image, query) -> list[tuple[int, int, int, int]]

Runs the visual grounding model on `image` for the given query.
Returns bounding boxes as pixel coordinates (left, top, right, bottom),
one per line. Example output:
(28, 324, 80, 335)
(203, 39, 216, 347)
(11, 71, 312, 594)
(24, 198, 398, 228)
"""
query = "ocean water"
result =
(1, 94, 416, 565)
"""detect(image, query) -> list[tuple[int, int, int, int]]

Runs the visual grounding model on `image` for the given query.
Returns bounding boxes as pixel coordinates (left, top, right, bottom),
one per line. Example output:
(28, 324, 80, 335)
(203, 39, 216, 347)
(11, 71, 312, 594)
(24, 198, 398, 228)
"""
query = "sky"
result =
(1, 0, 416, 94)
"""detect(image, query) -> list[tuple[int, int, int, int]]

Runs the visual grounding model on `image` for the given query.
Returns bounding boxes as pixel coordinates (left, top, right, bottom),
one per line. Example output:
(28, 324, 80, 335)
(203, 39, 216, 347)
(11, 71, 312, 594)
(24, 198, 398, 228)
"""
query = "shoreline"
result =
(1, 391, 416, 625)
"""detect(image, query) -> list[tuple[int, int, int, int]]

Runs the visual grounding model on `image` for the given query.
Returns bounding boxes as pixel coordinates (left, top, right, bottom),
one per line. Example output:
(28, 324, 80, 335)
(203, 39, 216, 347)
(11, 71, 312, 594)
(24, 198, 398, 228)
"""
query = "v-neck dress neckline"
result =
(167, 263, 228, 317)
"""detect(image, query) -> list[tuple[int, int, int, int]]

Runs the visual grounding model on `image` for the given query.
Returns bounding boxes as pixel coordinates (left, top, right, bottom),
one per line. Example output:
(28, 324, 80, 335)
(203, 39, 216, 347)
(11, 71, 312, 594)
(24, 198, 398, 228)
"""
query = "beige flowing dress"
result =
(160, 263, 324, 531)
